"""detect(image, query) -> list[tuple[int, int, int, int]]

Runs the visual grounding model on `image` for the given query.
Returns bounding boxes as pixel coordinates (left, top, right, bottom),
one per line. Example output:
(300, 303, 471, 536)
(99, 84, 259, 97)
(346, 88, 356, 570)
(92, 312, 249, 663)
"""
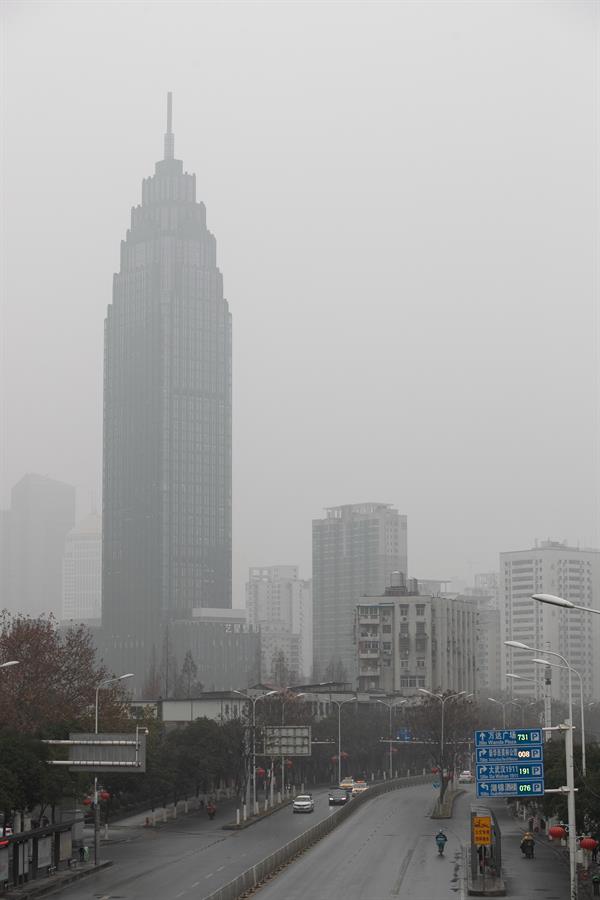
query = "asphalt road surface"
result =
(55, 786, 340, 900)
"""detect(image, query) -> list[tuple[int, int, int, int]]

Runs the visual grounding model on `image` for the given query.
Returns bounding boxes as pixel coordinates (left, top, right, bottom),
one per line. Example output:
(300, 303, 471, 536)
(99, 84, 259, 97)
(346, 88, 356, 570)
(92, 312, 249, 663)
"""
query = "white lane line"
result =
(192, 881, 200, 887)
(175, 892, 185, 898)
(205, 872, 214, 878)
(216, 865, 225, 871)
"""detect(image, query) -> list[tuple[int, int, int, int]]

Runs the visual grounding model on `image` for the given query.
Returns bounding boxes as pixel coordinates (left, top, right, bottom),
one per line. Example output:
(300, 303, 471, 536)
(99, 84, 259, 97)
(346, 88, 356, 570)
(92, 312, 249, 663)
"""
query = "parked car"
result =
(328, 788, 350, 806)
(292, 794, 315, 813)
(458, 770, 474, 784)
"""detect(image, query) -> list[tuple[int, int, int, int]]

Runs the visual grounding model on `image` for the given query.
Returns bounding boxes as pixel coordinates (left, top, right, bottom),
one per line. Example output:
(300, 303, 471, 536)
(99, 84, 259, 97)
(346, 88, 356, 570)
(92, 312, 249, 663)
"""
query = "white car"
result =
(458, 770, 474, 784)
(292, 794, 315, 813)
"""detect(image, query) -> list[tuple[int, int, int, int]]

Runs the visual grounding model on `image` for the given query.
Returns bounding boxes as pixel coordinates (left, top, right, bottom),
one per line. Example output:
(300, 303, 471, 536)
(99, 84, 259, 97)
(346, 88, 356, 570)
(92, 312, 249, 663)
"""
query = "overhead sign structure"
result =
(44, 731, 147, 773)
(263, 725, 312, 757)
(472, 815, 492, 846)
(475, 729, 544, 799)
(395, 728, 412, 742)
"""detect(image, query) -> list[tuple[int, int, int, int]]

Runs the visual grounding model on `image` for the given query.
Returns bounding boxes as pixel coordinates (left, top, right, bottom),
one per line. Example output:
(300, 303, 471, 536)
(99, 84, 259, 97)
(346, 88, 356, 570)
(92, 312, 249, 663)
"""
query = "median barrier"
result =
(203, 774, 433, 900)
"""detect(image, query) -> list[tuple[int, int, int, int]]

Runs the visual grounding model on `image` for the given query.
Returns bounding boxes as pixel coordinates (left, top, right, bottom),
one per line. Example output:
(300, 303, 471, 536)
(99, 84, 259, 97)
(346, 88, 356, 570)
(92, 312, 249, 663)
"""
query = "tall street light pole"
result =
(330, 696, 356, 786)
(418, 689, 465, 803)
(94, 673, 134, 866)
(531, 658, 587, 776)
(234, 690, 277, 815)
(280, 692, 305, 797)
(506, 672, 551, 737)
(487, 696, 521, 729)
(376, 698, 407, 780)
(0, 661, 19, 670)
(506, 640, 577, 900)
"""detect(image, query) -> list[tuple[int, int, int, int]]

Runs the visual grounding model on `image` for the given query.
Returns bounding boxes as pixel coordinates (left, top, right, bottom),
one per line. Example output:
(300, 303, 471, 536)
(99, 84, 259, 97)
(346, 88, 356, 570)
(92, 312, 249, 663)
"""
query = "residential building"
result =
(472, 594, 502, 698)
(5, 474, 75, 617)
(101, 95, 232, 686)
(246, 566, 312, 682)
(313, 503, 407, 685)
(501, 540, 600, 703)
(62, 512, 102, 624)
(355, 574, 477, 696)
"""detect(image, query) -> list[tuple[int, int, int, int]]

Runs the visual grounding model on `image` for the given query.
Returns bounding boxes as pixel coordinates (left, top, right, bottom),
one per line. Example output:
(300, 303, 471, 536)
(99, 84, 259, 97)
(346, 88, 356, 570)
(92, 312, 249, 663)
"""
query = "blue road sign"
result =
(432, 781, 441, 789)
(477, 764, 543, 780)
(396, 728, 412, 742)
(476, 779, 544, 798)
(475, 729, 543, 747)
(476, 745, 543, 763)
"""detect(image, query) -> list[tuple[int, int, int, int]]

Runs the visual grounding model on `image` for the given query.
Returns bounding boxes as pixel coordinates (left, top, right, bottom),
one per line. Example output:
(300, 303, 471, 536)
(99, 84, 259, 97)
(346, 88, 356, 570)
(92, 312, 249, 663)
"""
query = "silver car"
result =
(292, 794, 315, 813)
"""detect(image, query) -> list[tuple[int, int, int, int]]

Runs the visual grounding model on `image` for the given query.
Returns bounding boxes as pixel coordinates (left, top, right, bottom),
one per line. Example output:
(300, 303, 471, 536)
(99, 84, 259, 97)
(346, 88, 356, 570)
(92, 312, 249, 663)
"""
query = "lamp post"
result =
(0, 661, 19, 669)
(531, 658, 587, 776)
(506, 640, 577, 900)
(233, 690, 277, 815)
(329, 696, 356, 786)
(418, 689, 465, 802)
(376, 698, 407, 780)
(487, 696, 521, 729)
(94, 673, 134, 865)
(280, 692, 305, 797)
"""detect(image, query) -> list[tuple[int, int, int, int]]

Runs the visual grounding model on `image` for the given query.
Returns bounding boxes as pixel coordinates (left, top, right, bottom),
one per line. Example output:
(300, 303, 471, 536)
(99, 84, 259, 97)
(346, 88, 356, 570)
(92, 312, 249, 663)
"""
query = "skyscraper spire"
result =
(164, 92, 174, 160)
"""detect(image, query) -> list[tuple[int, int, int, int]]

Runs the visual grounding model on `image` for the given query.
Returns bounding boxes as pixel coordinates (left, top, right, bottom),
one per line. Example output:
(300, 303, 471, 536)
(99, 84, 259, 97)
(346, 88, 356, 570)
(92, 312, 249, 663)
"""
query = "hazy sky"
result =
(1, 0, 598, 602)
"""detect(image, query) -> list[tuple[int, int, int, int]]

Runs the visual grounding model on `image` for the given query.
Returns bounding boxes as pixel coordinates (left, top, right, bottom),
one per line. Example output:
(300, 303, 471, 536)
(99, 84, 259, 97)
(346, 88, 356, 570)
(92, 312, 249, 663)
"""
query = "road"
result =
(55, 786, 340, 900)
(256, 781, 462, 900)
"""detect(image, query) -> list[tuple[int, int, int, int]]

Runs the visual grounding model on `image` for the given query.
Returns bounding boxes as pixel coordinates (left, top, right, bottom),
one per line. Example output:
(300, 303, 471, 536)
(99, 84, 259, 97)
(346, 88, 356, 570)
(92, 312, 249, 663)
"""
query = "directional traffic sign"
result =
(476, 745, 543, 763)
(476, 779, 544, 798)
(475, 729, 543, 747)
(477, 763, 543, 780)
(396, 728, 412, 742)
(475, 728, 544, 798)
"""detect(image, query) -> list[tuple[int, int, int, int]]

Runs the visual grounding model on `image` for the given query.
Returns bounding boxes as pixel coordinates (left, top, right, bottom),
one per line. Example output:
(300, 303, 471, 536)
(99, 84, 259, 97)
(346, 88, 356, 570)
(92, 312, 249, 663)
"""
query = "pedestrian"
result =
(528, 816, 534, 832)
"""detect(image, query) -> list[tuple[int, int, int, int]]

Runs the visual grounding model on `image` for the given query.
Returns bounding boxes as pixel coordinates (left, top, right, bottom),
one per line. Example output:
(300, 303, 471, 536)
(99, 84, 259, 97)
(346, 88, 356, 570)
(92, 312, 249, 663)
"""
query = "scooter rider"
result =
(436, 830, 448, 854)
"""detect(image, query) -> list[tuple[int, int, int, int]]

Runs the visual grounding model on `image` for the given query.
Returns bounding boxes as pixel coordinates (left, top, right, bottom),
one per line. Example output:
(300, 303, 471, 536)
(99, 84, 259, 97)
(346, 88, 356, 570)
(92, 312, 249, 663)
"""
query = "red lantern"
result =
(431, 767, 440, 774)
(340, 751, 349, 759)
(580, 837, 598, 851)
(549, 825, 567, 841)
(99, 791, 111, 802)
(330, 755, 338, 763)
(285, 759, 293, 769)
(256, 767, 266, 778)
(82, 797, 92, 806)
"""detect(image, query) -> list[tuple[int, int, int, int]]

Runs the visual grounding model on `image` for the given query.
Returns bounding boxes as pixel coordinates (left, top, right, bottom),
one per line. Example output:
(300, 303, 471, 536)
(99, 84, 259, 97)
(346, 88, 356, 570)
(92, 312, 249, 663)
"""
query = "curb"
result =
(4, 860, 113, 899)
(222, 799, 293, 830)
(431, 788, 465, 819)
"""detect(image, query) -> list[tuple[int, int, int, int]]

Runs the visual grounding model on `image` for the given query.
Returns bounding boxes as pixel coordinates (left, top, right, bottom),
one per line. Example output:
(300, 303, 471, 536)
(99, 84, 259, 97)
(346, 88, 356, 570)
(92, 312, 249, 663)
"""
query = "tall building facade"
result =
(62, 512, 102, 623)
(246, 566, 312, 682)
(355, 578, 477, 696)
(4, 474, 75, 617)
(312, 502, 407, 685)
(102, 96, 232, 681)
(501, 541, 600, 703)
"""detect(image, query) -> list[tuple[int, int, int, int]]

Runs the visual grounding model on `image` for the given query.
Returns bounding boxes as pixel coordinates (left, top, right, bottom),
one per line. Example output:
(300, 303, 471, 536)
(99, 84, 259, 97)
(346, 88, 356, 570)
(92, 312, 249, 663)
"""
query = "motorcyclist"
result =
(436, 830, 448, 854)
(207, 800, 217, 820)
(520, 832, 535, 858)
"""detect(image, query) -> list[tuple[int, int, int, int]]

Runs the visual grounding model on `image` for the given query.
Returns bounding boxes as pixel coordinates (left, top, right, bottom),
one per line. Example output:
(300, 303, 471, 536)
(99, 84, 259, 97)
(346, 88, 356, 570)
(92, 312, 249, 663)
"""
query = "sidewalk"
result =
(488, 800, 570, 899)
(3, 861, 112, 900)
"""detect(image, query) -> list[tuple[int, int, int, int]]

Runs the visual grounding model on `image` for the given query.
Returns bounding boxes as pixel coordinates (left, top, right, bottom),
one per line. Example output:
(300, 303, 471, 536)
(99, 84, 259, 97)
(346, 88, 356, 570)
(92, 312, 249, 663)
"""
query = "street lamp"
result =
(279, 692, 305, 797)
(531, 657, 587, 776)
(418, 689, 465, 803)
(94, 673, 134, 865)
(0, 661, 19, 669)
(329, 696, 356, 786)
(487, 696, 521, 729)
(506, 640, 577, 900)
(532, 592, 600, 615)
(233, 690, 277, 815)
(376, 698, 407, 780)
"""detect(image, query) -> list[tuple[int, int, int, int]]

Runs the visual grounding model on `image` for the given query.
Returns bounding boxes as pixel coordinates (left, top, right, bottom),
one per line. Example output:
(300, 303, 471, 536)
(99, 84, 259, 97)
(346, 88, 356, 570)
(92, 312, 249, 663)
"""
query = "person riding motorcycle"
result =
(436, 831, 448, 854)
(520, 832, 535, 858)
(207, 800, 217, 820)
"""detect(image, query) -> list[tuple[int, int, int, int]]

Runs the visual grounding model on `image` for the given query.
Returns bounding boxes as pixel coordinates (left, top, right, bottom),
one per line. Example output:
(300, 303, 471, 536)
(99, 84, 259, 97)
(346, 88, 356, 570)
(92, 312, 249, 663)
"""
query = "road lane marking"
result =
(192, 881, 200, 887)
(216, 865, 224, 871)
(205, 872, 214, 878)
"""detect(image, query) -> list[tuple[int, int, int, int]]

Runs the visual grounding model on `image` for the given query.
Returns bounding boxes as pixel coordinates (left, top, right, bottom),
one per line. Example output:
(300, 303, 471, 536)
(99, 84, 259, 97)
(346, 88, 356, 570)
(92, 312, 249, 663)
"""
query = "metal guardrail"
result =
(203, 774, 433, 900)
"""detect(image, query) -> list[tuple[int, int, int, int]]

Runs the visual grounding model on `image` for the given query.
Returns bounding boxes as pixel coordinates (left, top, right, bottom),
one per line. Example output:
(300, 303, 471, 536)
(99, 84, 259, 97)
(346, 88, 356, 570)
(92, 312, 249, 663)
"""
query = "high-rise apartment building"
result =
(355, 576, 477, 695)
(246, 566, 312, 682)
(62, 512, 102, 623)
(501, 541, 600, 703)
(4, 474, 75, 617)
(312, 503, 407, 685)
(102, 96, 232, 681)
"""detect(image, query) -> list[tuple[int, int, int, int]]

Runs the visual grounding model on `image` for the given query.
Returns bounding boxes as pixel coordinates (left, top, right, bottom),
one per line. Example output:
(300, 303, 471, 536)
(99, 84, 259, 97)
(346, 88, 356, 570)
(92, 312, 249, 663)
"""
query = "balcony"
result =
(358, 614, 380, 625)
(359, 663, 380, 675)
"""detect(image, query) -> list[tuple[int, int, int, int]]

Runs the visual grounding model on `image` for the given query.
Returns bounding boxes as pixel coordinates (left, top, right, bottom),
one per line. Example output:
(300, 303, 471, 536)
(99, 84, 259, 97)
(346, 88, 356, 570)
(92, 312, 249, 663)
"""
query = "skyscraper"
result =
(102, 95, 232, 681)
(501, 540, 600, 703)
(62, 512, 102, 624)
(4, 474, 75, 617)
(312, 502, 407, 685)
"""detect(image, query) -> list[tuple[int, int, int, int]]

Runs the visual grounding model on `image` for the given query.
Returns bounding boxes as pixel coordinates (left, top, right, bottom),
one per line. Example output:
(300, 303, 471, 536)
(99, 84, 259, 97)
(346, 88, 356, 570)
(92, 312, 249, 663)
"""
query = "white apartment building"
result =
(355, 577, 477, 696)
(246, 566, 312, 682)
(501, 541, 600, 703)
(62, 512, 102, 623)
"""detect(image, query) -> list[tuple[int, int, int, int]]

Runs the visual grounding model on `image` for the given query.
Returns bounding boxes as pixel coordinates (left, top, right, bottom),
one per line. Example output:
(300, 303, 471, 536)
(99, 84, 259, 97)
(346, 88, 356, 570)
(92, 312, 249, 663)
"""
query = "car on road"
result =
(328, 788, 350, 806)
(458, 770, 474, 784)
(292, 794, 315, 813)
(339, 777, 354, 791)
(352, 780, 369, 796)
